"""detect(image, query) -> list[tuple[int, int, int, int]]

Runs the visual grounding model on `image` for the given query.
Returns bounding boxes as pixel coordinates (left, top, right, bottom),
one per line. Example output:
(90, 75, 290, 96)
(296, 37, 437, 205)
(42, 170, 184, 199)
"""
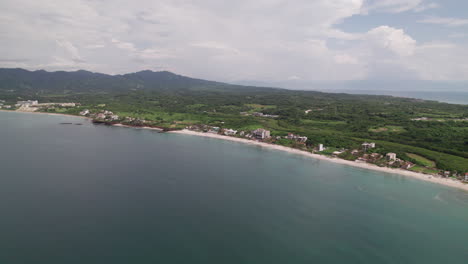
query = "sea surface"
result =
(1, 111, 468, 264)
(323, 89, 468, 105)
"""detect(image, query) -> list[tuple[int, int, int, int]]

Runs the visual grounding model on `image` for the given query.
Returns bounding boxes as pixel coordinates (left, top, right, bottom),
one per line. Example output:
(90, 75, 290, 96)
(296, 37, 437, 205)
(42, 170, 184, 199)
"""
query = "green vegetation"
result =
(1, 68, 467, 173)
(406, 153, 436, 167)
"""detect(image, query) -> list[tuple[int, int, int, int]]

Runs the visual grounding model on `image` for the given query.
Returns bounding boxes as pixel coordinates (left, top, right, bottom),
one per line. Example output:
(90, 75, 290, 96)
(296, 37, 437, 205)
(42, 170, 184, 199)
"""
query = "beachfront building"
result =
(223, 129, 237, 136)
(465, 173, 468, 182)
(252, 129, 271, 139)
(80, 109, 90, 116)
(286, 133, 308, 143)
(386, 153, 397, 161)
(16, 100, 38, 107)
(318, 144, 324, 152)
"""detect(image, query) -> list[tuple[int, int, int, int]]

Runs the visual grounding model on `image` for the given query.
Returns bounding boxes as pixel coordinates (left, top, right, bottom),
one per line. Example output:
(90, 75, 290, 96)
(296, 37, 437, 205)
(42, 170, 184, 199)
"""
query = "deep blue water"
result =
(1, 111, 468, 264)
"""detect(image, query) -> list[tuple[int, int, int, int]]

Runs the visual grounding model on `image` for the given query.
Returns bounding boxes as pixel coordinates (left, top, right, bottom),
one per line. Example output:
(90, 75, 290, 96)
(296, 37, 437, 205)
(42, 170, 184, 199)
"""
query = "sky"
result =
(1, 0, 468, 83)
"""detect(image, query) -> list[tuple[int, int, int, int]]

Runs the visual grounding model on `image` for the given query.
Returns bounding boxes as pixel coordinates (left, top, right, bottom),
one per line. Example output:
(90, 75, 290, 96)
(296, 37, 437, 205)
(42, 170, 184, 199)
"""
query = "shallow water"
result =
(1, 111, 467, 264)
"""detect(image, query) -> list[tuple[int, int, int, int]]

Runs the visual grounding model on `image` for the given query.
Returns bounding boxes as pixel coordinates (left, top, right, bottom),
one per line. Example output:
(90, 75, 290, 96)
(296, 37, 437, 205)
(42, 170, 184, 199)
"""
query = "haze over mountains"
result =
(0, 68, 467, 104)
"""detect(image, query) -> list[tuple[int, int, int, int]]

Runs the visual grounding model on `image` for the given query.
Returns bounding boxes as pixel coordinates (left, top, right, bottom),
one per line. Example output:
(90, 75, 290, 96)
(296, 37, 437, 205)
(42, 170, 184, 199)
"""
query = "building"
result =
(252, 129, 271, 139)
(386, 153, 397, 161)
(16, 100, 38, 107)
(286, 133, 307, 143)
(305, 109, 312, 114)
(362, 142, 376, 151)
(60, 103, 76, 107)
(79, 109, 90, 116)
(110, 115, 120, 121)
(223, 129, 237, 136)
(465, 173, 468, 182)
(318, 144, 324, 152)
(96, 113, 106, 119)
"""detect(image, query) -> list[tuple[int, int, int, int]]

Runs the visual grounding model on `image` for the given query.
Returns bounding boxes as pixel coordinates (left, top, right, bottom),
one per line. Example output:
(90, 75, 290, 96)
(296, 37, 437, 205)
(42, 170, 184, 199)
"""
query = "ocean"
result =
(1, 111, 468, 264)
(323, 90, 468, 105)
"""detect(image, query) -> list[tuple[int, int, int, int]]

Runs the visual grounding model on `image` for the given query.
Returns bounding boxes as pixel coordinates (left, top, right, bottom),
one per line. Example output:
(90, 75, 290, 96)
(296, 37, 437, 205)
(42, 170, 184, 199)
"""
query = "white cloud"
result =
(418, 16, 468, 27)
(0, 0, 466, 81)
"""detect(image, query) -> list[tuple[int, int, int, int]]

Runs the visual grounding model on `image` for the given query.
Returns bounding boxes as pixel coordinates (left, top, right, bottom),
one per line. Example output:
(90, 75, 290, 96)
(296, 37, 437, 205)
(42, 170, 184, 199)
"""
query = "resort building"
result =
(252, 129, 271, 139)
(386, 153, 397, 161)
(16, 100, 38, 107)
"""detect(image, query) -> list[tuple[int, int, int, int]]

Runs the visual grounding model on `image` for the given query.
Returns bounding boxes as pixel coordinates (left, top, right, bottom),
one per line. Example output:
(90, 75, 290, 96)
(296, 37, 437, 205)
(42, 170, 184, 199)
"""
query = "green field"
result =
(406, 153, 436, 167)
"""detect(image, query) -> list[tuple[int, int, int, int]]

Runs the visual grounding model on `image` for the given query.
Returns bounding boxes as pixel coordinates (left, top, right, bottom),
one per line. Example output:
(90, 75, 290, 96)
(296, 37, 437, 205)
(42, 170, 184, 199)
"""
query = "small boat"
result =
(59, 122, 73, 125)
(74, 123, 83, 125)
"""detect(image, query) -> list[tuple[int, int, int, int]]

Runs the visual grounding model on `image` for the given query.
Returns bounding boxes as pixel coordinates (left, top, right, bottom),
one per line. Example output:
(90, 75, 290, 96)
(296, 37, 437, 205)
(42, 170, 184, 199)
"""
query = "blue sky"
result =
(0, 0, 467, 82)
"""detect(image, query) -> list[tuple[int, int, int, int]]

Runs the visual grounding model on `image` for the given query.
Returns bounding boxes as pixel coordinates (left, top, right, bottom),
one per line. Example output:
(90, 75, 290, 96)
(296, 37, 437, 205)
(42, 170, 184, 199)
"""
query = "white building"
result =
(80, 109, 90, 116)
(386, 153, 397, 161)
(362, 142, 376, 151)
(252, 129, 271, 139)
(318, 144, 324, 152)
(16, 100, 38, 106)
(60, 103, 76, 107)
(224, 129, 237, 136)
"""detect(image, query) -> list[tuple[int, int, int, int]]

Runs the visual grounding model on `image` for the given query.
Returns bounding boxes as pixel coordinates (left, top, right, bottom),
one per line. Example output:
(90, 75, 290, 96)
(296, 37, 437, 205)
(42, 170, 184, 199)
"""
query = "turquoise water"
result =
(1, 111, 468, 263)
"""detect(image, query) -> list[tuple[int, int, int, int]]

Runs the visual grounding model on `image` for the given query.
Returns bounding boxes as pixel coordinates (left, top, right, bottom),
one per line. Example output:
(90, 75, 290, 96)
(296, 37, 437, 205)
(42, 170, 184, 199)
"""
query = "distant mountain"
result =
(0, 68, 242, 93)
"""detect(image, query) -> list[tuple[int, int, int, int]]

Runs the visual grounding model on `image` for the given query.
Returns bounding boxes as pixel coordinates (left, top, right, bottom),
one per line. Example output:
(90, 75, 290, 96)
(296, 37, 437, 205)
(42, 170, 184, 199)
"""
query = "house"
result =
(362, 142, 376, 151)
(305, 109, 312, 114)
(223, 129, 237, 136)
(252, 129, 271, 139)
(79, 109, 90, 116)
(287, 133, 308, 143)
(465, 173, 468, 182)
(318, 144, 324, 152)
(351, 149, 360, 155)
(96, 113, 106, 119)
(386, 153, 397, 161)
(401, 162, 415, 170)
(110, 115, 120, 121)
(239, 131, 245, 136)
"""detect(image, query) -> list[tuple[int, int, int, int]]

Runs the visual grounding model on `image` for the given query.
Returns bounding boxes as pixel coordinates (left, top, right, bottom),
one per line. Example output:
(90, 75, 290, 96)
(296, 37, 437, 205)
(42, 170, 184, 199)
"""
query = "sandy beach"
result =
(170, 129, 468, 192)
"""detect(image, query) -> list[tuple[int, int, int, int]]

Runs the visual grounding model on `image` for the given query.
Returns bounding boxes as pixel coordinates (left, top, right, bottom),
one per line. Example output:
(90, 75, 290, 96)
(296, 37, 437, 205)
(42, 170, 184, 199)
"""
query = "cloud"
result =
(418, 16, 468, 27)
(0, 0, 466, 81)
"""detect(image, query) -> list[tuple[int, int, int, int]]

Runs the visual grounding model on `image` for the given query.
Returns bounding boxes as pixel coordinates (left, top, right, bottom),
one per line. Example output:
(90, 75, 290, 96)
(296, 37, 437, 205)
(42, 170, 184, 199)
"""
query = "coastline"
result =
(170, 129, 468, 192)
(1, 110, 467, 192)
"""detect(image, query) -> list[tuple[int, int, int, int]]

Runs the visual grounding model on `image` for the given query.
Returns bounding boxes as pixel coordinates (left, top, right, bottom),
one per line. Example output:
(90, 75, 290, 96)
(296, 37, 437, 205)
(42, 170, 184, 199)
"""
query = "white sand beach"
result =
(170, 129, 468, 192)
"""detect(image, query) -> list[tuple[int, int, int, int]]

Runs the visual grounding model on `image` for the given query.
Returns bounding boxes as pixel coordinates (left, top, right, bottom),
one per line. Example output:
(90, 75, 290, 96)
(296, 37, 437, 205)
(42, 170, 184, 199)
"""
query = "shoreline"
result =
(2, 110, 467, 192)
(170, 130, 468, 192)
